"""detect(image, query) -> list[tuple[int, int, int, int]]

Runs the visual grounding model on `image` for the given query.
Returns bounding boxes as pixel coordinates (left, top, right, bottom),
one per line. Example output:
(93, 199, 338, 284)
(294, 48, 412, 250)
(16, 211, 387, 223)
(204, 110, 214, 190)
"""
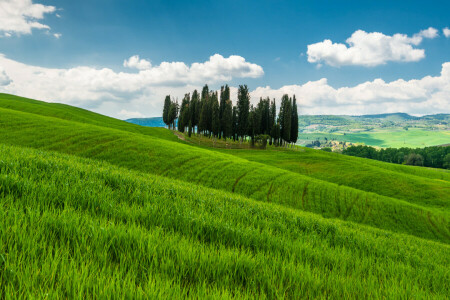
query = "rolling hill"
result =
(1, 93, 449, 298)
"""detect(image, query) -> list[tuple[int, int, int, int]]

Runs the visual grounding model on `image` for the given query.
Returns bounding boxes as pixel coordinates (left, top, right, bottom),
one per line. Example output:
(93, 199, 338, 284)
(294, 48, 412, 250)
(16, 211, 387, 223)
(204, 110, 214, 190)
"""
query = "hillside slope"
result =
(0, 93, 178, 142)
(1, 144, 449, 298)
(0, 106, 449, 243)
(213, 147, 450, 206)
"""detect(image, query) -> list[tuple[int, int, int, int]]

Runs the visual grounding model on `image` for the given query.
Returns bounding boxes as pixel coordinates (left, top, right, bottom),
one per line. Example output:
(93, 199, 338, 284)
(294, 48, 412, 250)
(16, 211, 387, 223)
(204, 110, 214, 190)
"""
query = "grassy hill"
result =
(1, 105, 449, 243)
(1, 144, 449, 298)
(1, 93, 449, 297)
(0, 93, 178, 142)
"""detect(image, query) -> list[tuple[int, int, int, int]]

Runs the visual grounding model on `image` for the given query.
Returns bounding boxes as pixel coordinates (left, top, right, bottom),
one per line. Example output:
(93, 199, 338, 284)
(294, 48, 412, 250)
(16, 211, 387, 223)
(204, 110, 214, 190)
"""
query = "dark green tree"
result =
(191, 90, 200, 134)
(290, 95, 299, 144)
(162, 95, 171, 128)
(199, 93, 209, 135)
(168, 99, 178, 130)
(211, 94, 220, 138)
(219, 84, 230, 139)
(236, 85, 250, 141)
(222, 100, 233, 140)
(279, 94, 292, 145)
(270, 119, 281, 146)
(232, 106, 237, 141)
(404, 153, 424, 166)
(269, 99, 276, 145)
(178, 93, 190, 132)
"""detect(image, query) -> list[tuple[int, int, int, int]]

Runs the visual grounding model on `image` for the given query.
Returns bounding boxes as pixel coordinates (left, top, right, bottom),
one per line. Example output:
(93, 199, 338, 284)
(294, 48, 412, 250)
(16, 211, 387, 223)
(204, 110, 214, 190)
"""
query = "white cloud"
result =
(416, 27, 438, 39)
(0, 0, 56, 36)
(118, 109, 144, 119)
(1, 50, 447, 118)
(444, 27, 450, 38)
(0, 53, 264, 117)
(250, 62, 450, 115)
(123, 55, 152, 70)
(307, 28, 438, 67)
(53, 33, 61, 39)
(0, 67, 12, 86)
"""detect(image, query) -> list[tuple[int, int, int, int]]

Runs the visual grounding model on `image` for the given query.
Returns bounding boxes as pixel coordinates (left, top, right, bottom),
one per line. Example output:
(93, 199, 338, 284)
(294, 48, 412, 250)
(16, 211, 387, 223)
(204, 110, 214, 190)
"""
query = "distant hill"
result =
(356, 112, 420, 121)
(300, 112, 449, 126)
(126, 117, 165, 127)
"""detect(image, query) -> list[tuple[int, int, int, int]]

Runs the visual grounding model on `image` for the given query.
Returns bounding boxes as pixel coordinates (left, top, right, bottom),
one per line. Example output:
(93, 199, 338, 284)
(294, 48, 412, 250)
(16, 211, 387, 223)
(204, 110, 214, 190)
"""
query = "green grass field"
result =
(1, 94, 449, 298)
(298, 129, 450, 148)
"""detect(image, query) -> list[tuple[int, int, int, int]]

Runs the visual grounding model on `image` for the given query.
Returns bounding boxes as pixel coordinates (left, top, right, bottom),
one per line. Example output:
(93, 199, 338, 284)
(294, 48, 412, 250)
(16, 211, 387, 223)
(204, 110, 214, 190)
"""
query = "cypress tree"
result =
(199, 93, 209, 135)
(168, 99, 178, 130)
(162, 95, 171, 128)
(232, 106, 237, 141)
(278, 95, 286, 144)
(199, 85, 209, 135)
(219, 84, 230, 139)
(290, 95, 299, 144)
(178, 93, 190, 132)
(207, 92, 217, 136)
(222, 100, 233, 141)
(191, 90, 200, 133)
(269, 98, 276, 145)
(236, 85, 250, 141)
(212, 97, 220, 138)
(284, 98, 292, 145)
(279, 94, 292, 145)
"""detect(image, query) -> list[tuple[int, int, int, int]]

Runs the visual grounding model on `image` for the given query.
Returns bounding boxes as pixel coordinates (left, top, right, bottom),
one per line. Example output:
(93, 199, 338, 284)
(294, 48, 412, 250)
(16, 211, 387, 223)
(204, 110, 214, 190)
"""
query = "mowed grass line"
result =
(0, 107, 449, 243)
(213, 147, 450, 208)
(1, 144, 449, 298)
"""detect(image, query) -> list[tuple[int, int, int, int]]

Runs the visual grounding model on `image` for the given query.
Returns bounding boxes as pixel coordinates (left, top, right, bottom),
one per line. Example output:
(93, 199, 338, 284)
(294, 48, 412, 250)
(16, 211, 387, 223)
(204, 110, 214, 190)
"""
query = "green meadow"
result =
(298, 129, 450, 148)
(1, 94, 449, 298)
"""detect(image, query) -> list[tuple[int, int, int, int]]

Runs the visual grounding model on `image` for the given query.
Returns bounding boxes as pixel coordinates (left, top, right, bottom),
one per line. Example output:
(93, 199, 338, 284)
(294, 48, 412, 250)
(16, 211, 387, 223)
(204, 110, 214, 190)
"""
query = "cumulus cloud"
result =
(250, 62, 450, 115)
(416, 27, 438, 39)
(307, 28, 438, 67)
(1, 51, 447, 117)
(53, 33, 61, 39)
(444, 27, 450, 38)
(123, 55, 152, 70)
(0, 53, 264, 116)
(0, 0, 56, 36)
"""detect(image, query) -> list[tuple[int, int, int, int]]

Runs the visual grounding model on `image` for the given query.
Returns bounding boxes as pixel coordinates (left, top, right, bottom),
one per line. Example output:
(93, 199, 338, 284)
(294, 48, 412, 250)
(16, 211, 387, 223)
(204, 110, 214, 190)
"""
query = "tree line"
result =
(342, 145, 450, 169)
(162, 84, 298, 146)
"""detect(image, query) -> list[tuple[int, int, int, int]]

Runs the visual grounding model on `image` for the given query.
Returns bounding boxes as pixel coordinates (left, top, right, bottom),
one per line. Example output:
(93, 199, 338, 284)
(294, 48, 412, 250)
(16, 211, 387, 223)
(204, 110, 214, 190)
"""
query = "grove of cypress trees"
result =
(162, 84, 299, 149)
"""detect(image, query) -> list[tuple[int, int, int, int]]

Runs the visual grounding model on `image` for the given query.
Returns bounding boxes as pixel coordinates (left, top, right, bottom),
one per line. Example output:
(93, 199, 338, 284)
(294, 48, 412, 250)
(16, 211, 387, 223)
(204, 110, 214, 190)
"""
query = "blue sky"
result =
(0, 0, 449, 118)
